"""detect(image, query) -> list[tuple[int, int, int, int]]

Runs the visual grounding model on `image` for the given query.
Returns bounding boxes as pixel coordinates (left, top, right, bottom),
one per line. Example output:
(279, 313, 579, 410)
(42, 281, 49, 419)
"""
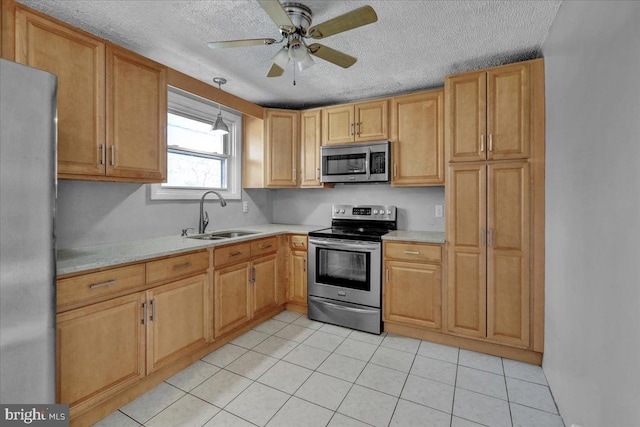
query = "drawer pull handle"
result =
(260, 244, 273, 250)
(89, 280, 117, 289)
(173, 262, 192, 270)
(403, 250, 420, 255)
(293, 241, 304, 246)
(230, 251, 243, 257)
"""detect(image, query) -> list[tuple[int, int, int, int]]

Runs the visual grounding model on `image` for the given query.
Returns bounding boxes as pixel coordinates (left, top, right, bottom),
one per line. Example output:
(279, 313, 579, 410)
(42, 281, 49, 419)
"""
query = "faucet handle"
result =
(202, 211, 209, 233)
(181, 227, 195, 237)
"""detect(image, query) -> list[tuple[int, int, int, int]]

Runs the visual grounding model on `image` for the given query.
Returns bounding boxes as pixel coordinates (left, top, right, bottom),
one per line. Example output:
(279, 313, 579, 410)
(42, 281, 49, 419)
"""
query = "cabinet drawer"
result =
(289, 235, 308, 251)
(251, 237, 278, 257)
(57, 264, 145, 308)
(146, 251, 209, 284)
(385, 242, 442, 263)
(214, 242, 252, 267)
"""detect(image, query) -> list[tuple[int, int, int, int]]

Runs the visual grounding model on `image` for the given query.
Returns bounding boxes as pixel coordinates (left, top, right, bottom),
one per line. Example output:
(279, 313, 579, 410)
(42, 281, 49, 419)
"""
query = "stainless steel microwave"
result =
(320, 141, 390, 183)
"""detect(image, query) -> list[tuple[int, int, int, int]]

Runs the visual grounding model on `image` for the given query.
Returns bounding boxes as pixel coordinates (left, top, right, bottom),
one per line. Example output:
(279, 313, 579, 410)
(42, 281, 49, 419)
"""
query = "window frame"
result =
(150, 86, 242, 201)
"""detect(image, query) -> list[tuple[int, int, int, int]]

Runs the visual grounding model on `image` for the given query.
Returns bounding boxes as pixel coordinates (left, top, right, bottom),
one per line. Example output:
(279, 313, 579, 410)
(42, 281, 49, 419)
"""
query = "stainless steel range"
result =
(308, 204, 397, 334)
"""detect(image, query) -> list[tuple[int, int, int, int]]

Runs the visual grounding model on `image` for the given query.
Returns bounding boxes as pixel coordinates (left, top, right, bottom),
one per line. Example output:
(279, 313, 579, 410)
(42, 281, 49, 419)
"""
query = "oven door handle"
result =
(312, 298, 378, 314)
(310, 241, 380, 252)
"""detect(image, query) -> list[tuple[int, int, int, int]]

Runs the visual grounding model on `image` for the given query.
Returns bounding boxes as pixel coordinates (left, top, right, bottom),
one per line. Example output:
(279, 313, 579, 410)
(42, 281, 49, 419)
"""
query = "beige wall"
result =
(542, 1, 640, 425)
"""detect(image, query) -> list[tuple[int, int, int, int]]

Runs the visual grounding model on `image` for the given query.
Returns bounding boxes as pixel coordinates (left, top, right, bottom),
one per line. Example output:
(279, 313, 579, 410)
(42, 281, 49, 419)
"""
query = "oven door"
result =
(308, 237, 381, 308)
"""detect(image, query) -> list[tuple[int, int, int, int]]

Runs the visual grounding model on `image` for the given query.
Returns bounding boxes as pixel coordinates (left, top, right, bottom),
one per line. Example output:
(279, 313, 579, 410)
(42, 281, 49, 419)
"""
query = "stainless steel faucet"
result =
(199, 190, 227, 234)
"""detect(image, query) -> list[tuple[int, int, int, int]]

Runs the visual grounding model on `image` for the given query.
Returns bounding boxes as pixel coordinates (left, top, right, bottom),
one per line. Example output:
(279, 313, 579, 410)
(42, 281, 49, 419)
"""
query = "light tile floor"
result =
(94, 311, 564, 427)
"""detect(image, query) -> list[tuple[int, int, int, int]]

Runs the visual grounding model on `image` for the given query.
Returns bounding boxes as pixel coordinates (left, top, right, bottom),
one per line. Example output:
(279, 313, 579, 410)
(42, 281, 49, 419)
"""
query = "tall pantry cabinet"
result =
(445, 59, 545, 352)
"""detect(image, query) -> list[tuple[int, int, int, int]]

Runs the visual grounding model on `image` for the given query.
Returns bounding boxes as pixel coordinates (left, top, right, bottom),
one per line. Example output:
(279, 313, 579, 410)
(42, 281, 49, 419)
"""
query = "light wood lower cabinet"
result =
(214, 261, 252, 337)
(146, 274, 209, 373)
(289, 250, 307, 305)
(213, 239, 279, 337)
(383, 242, 443, 330)
(56, 293, 146, 414)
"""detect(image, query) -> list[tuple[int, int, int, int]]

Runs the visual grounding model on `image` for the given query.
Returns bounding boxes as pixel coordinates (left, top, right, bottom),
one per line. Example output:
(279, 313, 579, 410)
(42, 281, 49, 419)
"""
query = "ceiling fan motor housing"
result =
(283, 2, 313, 35)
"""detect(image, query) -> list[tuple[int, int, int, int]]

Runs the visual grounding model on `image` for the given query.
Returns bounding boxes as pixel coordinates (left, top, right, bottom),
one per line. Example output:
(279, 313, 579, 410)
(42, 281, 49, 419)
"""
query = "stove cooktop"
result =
(308, 226, 392, 242)
(309, 204, 398, 242)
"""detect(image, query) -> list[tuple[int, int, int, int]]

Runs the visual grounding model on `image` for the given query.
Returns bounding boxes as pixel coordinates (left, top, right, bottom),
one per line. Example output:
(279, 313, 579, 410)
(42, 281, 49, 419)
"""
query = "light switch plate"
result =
(242, 201, 248, 213)
(435, 205, 443, 218)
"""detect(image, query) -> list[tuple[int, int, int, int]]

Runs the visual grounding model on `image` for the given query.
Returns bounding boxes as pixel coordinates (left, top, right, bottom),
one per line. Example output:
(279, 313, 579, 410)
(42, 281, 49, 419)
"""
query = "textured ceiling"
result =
(18, 0, 562, 109)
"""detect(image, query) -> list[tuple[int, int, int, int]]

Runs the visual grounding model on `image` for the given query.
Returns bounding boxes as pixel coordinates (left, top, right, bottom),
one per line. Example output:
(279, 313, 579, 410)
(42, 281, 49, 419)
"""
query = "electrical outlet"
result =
(242, 201, 248, 213)
(435, 205, 443, 218)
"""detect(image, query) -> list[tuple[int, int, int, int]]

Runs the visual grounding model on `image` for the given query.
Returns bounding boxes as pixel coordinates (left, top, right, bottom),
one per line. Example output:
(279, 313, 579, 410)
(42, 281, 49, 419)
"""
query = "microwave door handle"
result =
(366, 147, 371, 180)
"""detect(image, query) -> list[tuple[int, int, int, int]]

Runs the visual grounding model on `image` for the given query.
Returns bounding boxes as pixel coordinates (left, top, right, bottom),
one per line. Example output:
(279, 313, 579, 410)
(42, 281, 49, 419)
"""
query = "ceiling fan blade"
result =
(307, 6, 377, 39)
(207, 38, 276, 49)
(308, 44, 357, 68)
(256, 0, 295, 33)
(267, 63, 285, 77)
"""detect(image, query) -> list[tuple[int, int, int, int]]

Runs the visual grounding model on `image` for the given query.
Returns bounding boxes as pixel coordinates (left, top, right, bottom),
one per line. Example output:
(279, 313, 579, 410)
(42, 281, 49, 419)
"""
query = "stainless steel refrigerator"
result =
(0, 59, 57, 403)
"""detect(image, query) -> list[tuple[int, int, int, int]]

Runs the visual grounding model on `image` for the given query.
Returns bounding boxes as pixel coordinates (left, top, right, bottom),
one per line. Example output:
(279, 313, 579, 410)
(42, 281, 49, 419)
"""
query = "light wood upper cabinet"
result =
(391, 90, 444, 186)
(15, 7, 106, 176)
(13, 6, 167, 182)
(146, 274, 209, 373)
(106, 45, 167, 182)
(56, 292, 146, 414)
(446, 162, 531, 347)
(446, 60, 535, 162)
(300, 109, 322, 187)
(264, 108, 299, 187)
(322, 99, 388, 145)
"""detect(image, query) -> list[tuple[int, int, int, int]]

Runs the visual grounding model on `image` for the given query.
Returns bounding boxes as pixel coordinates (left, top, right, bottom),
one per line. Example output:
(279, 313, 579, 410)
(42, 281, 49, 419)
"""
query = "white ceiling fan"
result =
(207, 0, 378, 78)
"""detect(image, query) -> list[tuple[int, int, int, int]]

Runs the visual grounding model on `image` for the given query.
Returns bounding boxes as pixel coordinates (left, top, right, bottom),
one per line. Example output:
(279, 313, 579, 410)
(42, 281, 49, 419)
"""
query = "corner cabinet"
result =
(14, 6, 167, 182)
(264, 109, 299, 187)
(322, 99, 388, 145)
(300, 109, 323, 187)
(287, 235, 308, 309)
(390, 89, 444, 186)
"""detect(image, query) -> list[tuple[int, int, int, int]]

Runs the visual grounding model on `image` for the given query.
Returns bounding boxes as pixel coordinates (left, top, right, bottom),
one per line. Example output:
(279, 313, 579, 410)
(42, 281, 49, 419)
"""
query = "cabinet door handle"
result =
(99, 144, 105, 165)
(480, 135, 485, 153)
(142, 302, 147, 325)
(403, 250, 420, 255)
(173, 262, 192, 270)
(386, 268, 389, 283)
(350, 123, 354, 136)
(89, 279, 117, 289)
(489, 229, 494, 247)
(316, 167, 320, 180)
(488, 134, 493, 152)
(230, 251, 243, 257)
(303, 260, 306, 272)
(150, 299, 156, 321)
(357, 122, 361, 136)
(261, 244, 273, 250)
(110, 145, 115, 166)
(481, 228, 486, 247)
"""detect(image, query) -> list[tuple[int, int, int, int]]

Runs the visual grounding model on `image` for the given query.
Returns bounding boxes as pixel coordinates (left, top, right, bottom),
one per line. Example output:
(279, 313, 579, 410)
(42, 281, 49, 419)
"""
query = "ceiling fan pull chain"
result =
(293, 62, 296, 86)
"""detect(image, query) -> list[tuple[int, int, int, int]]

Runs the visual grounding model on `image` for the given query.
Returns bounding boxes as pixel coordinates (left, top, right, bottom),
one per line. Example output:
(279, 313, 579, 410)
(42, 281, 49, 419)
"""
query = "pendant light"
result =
(211, 77, 229, 136)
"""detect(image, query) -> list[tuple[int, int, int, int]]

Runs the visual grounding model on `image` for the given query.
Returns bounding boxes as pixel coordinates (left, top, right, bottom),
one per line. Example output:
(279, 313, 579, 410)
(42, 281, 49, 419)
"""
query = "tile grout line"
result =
(449, 348, 461, 427)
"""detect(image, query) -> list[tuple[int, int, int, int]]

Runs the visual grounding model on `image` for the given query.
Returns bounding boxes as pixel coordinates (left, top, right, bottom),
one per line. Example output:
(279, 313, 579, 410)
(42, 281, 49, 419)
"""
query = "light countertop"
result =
(57, 224, 321, 276)
(382, 230, 446, 244)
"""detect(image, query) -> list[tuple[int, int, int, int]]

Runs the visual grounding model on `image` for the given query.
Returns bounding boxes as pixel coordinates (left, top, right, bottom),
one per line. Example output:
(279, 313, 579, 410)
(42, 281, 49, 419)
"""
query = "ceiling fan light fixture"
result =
(297, 52, 314, 71)
(272, 46, 290, 69)
(287, 39, 307, 62)
(211, 77, 229, 136)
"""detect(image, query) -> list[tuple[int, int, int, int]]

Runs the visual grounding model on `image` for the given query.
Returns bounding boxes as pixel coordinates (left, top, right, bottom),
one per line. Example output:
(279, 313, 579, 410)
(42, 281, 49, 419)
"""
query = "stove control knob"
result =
(373, 209, 379, 215)
(387, 210, 392, 215)
(340, 209, 345, 214)
(335, 209, 340, 214)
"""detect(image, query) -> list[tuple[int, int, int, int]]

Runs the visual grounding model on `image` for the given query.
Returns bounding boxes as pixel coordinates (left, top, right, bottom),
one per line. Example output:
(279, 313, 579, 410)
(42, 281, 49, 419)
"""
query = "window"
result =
(150, 87, 242, 200)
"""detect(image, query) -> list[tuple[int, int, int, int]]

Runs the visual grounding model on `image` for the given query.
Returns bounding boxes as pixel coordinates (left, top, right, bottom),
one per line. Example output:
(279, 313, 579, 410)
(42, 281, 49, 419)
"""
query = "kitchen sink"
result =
(187, 230, 259, 240)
